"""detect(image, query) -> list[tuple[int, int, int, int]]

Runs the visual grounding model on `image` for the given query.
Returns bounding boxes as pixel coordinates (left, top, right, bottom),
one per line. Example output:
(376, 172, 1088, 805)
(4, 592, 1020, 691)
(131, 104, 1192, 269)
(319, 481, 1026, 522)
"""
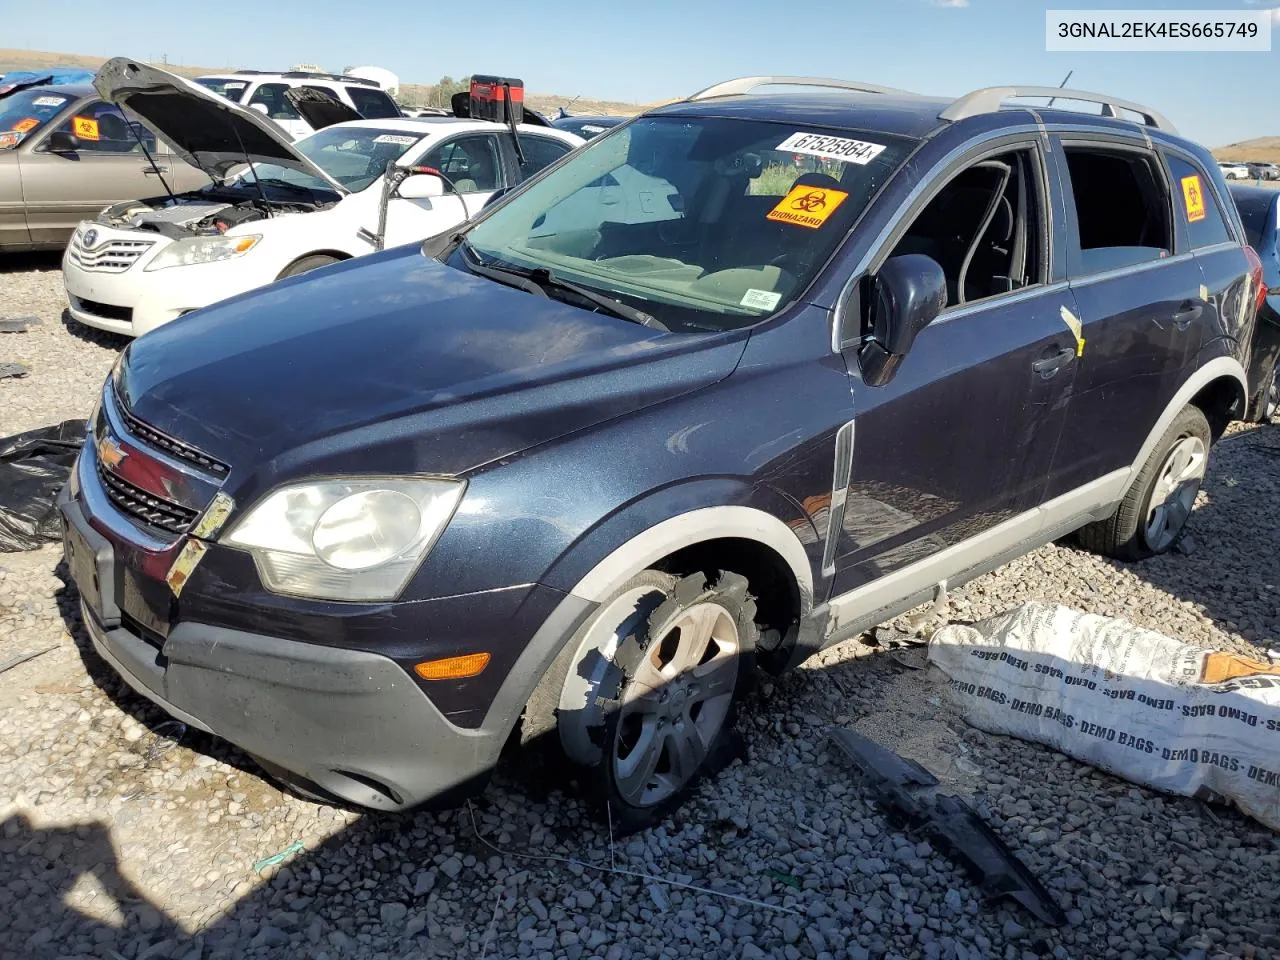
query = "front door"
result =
(382, 133, 503, 248)
(829, 142, 1079, 596)
(18, 100, 164, 244)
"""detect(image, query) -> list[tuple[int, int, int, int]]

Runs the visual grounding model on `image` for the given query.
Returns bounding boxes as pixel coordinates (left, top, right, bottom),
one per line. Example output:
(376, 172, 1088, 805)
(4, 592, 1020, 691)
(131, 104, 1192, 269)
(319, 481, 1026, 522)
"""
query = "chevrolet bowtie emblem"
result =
(96, 434, 127, 470)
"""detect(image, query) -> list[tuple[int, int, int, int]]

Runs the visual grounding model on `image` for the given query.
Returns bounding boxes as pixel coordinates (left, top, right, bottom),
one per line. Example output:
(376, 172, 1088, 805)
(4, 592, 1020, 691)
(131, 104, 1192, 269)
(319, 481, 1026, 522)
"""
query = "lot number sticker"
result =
(374, 134, 417, 145)
(73, 116, 100, 141)
(767, 183, 849, 229)
(776, 132, 886, 165)
(1181, 175, 1206, 223)
(741, 288, 782, 310)
(32, 96, 67, 108)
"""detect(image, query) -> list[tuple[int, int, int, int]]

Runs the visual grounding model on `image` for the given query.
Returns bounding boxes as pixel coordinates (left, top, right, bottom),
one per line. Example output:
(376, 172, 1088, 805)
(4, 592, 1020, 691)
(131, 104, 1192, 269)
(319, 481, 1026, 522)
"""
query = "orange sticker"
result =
(767, 184, 849, 229)
(11, 117, 38, 133)
(72, 116, 100, 141)
(1200, 652, 1280, 685)
(1181, 174, 1206, 223)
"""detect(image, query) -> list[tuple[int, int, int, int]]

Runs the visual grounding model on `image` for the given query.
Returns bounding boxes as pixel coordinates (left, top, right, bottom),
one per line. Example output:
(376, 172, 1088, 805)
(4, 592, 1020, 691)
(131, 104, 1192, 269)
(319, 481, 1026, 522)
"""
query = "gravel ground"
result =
(1, 255, 1278, 960)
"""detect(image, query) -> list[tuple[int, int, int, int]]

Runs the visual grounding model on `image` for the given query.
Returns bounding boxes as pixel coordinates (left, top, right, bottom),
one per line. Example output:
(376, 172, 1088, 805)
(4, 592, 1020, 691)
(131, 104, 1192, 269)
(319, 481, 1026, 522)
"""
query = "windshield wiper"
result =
(525, 268, 669, 331)
(459, 243, 668, 331)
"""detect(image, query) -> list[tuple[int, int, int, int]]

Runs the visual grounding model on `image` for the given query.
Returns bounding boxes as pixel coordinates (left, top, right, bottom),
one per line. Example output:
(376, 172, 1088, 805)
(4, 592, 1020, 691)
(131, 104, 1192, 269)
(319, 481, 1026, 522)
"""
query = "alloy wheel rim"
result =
(1143, 434, 1207, 551)
(611, 602, 739, 808)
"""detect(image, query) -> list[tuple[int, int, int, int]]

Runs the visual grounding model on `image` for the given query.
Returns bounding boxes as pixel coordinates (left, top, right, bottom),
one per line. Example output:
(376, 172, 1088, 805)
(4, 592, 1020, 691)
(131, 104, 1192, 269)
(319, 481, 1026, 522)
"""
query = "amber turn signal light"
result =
(414, 652, 491, 681)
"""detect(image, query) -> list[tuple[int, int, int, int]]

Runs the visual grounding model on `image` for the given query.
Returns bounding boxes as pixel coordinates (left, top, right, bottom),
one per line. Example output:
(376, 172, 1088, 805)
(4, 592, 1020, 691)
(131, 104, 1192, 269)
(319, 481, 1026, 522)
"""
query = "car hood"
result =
(117, 247, 746, 492)
(93, 58, 346, 191)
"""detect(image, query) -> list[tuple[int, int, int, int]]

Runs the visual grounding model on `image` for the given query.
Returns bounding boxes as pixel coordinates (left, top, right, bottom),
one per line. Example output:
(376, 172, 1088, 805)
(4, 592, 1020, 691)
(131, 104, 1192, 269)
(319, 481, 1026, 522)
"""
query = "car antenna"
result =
(124, 115, 177, 203)
(228, 120, 271, 213)
(1045, 70, 1073, 109)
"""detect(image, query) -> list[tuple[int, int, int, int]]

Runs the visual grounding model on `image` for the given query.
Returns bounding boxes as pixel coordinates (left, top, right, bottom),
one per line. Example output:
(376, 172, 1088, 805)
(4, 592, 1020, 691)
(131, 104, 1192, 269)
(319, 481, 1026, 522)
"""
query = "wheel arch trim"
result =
(1131, 356, 1247, 475)
(567, 505, 815, 615)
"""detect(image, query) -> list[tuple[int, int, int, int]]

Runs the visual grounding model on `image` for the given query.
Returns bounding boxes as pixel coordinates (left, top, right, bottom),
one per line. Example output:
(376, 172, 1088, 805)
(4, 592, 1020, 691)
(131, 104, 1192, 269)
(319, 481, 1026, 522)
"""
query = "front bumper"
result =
(62, 238, 266, 337)
(61, 489, 508, 811)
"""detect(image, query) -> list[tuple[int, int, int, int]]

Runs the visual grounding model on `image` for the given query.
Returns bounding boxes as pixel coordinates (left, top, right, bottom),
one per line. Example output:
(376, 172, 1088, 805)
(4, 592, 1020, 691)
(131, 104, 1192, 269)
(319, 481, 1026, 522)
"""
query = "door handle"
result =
(1171, 301, 1203, 330)
(1032, 346, 1075, 378)
(143, 166, 170, 174)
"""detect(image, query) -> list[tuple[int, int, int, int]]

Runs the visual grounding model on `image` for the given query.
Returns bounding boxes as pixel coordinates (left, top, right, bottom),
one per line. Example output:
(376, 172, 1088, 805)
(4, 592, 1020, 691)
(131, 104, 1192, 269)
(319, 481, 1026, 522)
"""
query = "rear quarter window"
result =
(1166, 154, 1234, 250)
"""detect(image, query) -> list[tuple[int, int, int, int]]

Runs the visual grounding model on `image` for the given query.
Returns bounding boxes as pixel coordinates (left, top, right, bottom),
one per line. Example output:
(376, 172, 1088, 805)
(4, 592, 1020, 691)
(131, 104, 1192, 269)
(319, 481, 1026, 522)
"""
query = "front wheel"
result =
(1077, 405, 1210, 560)
(554, 570, 758, 832)
(277, 254, 341, 280)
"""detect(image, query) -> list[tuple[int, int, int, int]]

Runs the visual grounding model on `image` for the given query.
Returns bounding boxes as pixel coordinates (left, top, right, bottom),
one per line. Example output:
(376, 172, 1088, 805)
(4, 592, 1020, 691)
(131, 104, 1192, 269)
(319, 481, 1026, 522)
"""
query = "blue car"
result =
(1229, 184, 1280, 421)
(61, 76, 1262, 825)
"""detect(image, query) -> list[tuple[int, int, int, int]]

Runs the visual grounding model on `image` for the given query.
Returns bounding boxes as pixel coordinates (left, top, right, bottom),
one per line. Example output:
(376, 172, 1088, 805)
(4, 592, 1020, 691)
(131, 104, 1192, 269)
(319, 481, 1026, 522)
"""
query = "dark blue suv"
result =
(60, 77, 1264, 826)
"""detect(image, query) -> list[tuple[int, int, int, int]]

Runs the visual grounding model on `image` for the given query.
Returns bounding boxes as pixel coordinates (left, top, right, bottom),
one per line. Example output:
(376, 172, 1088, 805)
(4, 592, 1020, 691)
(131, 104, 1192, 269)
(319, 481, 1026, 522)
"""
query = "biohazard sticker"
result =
(775, 131, 886, 165)
(11, 118, 38, 133)
(73, 116, 100, 141)
(1181, 174, 1206, 223)
(767, 184, 848, 229)
(374, 134, 417, 145)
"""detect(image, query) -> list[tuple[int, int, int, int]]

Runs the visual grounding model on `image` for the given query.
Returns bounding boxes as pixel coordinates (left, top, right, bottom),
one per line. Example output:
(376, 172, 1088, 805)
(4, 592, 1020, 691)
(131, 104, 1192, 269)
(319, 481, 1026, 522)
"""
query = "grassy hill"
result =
(1213, 137, 1280, 164)
(0, 48, 646, 117)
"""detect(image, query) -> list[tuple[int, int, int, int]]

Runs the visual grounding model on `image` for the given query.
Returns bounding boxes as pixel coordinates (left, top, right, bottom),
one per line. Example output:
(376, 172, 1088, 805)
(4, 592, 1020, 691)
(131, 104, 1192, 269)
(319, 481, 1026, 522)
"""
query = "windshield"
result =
(0, 89, 72, 149)
(195, 77, 250, 102)
(235, 126, 425, 194)
(461, 116, 911, 331)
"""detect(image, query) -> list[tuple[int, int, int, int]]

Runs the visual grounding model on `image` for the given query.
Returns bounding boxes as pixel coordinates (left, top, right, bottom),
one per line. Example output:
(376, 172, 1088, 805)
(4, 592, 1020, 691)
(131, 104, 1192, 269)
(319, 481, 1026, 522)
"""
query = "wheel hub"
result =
(1144, 434, 1206, 551)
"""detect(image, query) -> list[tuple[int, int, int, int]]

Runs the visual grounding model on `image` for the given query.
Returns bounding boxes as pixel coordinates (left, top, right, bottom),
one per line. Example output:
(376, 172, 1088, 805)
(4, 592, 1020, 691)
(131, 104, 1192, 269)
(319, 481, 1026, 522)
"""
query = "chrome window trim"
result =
(1066, 250, 1196, 290)
(931, 280, 1070, 326)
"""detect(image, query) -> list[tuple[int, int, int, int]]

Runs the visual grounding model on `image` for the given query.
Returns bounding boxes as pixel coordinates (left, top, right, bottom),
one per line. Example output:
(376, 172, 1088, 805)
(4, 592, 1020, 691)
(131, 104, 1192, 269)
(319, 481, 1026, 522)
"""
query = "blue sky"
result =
(4, 0, 1277, 146)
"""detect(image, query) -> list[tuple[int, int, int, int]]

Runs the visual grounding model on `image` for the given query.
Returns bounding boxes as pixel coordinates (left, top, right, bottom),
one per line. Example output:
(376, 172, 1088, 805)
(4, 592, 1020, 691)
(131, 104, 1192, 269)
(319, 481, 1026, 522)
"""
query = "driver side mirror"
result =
(249, 103, 270, 116)
(45, 130, 80, 154)
(858, 254, 947, 387)
(395, 172, 447, 199)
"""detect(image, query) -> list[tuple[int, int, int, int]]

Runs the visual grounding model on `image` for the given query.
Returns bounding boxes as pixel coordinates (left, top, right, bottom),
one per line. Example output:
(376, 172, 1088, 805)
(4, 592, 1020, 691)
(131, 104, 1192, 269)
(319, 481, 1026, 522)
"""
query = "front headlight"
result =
(223, 478, 465, 601)
(144, 234, 262, 272)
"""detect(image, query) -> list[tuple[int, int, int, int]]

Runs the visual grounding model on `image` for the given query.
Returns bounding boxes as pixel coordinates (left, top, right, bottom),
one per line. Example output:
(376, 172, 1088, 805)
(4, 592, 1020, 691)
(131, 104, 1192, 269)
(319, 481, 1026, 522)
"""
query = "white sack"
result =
(929, 603, 1280, 831)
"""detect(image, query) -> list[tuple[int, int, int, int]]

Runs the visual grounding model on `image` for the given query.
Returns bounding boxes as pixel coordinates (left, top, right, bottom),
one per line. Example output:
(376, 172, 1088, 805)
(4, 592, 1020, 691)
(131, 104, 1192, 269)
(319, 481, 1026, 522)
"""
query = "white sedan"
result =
(63, 59, 582, 337)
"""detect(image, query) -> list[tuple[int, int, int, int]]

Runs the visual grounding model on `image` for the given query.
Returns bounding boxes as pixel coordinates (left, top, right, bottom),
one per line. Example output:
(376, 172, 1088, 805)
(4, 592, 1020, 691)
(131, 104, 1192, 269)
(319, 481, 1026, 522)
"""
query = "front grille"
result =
(114, 389, 230, 477)
(96, 459, 199, 534)
(68, 233, 155, 273)
(72, 296, 132, 323)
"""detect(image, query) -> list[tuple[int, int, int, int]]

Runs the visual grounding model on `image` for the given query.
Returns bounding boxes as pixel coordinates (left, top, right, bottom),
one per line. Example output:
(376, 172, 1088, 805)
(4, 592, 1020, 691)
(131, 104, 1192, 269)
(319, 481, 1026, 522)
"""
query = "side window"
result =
(1061, 146, 1171, 274)
(519, 136, 573, 179)
(886, 148, 1044, 307)
(1165, 154, 1233, 250)
(345, 86, 401, 119)
(51, 101, 155, 155)
(423, 135, 501, 193)
(247, 83, 299, 121)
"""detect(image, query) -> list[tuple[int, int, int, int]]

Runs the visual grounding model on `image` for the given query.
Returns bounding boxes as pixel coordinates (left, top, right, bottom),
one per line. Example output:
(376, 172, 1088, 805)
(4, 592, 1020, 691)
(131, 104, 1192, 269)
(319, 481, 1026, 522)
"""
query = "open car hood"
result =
(284, 87, 362, 131)
(93, 58, 346, 192)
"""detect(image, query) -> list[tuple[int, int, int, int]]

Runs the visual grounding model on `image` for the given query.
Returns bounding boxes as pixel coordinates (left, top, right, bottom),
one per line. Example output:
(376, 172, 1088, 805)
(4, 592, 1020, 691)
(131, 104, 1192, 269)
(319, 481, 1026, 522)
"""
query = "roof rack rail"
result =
(687, 76, 915, 102)
(281, 71, 376, 85)
(940, 85, 1177, 134)
(230, 69, 377, 86)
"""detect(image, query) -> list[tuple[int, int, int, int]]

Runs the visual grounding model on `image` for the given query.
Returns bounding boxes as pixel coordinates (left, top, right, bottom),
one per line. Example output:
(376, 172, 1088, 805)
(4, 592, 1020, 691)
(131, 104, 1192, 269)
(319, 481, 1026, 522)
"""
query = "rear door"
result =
(1043, 136, 1203, 499)
(829, 138, 1081, 595)
(18, 99, 164, 244)
(1161, 150, 1254, 374)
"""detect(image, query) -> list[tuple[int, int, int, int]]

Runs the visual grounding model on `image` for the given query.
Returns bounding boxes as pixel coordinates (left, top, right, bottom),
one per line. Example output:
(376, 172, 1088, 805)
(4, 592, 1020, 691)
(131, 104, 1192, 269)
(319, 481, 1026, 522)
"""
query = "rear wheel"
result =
(277, 254, 341, 280)
(1077, 405, 1210, 560)
(552, 570, 758, 832)
(1258, 364, 1278, 422)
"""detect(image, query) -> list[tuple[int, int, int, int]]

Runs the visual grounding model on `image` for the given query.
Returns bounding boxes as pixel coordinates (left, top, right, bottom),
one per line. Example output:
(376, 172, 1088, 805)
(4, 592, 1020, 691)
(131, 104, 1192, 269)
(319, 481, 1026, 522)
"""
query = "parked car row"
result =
(1220, 159, 1279, 181)
(53, 73, 1271, 825)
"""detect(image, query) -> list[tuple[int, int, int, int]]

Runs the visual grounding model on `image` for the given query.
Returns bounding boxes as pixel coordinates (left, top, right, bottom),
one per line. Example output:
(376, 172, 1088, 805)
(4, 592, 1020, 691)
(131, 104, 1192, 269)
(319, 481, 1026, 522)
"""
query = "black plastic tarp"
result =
(0, 420, 86, 552)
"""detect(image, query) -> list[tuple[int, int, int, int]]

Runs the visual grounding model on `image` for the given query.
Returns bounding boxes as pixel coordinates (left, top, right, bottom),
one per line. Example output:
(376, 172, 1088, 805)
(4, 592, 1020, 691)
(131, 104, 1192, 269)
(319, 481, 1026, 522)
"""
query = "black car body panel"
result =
(62, 81, 1256, 811)
(1229, 184, 1280, 419)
